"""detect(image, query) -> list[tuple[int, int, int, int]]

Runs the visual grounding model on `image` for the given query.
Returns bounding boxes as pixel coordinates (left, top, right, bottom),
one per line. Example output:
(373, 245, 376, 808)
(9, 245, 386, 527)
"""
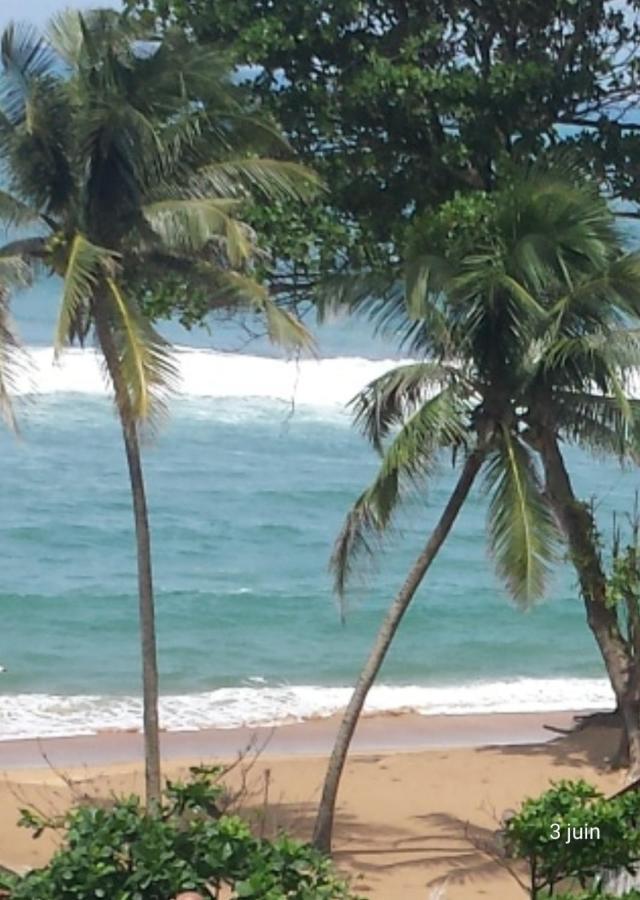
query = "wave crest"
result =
(12, 347, 410, 409)
(0, 678, 615, 740)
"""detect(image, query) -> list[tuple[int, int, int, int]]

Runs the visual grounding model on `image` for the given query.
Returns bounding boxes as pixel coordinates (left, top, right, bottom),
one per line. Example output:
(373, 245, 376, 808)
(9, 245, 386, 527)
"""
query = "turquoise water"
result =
(0, 285, 634, 738)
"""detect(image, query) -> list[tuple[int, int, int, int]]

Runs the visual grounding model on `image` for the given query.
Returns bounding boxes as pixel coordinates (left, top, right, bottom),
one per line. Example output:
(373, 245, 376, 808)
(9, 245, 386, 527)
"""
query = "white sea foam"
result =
(12, 347, 411, 409)
(14, 346, 640, 411)
(0, 678, 615, 741)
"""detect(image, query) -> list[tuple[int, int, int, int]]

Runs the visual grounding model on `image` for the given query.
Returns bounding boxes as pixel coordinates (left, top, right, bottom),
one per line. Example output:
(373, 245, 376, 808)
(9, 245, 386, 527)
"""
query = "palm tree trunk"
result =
(92, 295, 162, 807)
(539, 431, 640, 776)
(312, 449, 485, 855)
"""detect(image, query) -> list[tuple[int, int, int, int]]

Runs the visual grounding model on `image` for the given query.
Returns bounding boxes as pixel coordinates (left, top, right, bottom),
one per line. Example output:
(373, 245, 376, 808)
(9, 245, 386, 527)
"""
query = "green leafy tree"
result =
(311, 169, 640, 853)
(0, 9, 316, 806)
(126, 0, 640, 285)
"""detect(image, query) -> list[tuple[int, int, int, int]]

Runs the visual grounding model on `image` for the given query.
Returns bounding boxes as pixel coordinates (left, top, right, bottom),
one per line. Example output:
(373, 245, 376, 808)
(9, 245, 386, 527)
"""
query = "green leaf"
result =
(195, 159, 321, 203)
(55, 233, 118, 355)
(0, 188, 43, 228)
(0, 254, 31, 431)
(404, 254, 452, 320)
(105, 277, 178, 425)
(219, 272, 315, 351)
(331, 384, 470, 601)
(142, 198, 252, 263)
(350, 361, 463, 451)
(484, 427, 560, 605)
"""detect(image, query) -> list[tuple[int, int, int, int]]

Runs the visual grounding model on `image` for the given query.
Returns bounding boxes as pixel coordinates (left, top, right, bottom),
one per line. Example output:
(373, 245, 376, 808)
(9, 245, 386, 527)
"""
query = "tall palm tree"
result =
(0, 10, 317, 806)
(312, 171, 640, 853)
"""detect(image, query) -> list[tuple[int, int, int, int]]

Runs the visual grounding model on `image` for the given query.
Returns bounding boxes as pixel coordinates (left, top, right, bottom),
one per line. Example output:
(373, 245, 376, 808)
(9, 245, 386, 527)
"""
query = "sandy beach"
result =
(0, 709, 628, 899)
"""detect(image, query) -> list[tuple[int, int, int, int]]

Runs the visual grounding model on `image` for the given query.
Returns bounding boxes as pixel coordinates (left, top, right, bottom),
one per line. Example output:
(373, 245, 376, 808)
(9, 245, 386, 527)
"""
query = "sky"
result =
(0, 0, 114, 29)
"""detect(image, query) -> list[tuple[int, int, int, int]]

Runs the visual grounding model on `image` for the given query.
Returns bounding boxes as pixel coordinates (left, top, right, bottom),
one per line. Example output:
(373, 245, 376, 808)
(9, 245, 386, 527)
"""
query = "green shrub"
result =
(0, 767, 363, 900)
(553, 894, 640, 900)
(505, 779, 640, 899)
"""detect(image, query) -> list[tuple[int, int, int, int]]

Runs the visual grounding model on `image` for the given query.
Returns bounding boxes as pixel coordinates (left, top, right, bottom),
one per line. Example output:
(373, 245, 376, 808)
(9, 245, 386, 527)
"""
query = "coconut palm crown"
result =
(327, 170, 640, 607)
(0, 9, 317, 421)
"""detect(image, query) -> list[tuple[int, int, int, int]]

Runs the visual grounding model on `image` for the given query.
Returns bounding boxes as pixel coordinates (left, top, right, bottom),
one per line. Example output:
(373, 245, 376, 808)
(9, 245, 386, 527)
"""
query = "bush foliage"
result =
(0, 768, 363, 900)
(553, 894, 640, 900)
(505, 779, 640, 899)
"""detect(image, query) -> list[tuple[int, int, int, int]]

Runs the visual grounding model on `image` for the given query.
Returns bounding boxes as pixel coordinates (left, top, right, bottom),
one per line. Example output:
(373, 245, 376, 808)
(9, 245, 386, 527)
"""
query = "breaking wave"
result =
(0, 678, 614, 741)
(12, 347, 412, 410)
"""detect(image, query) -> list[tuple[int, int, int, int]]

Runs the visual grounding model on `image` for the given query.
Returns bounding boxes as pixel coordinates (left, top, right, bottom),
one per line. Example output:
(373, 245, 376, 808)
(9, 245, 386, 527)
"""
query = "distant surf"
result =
(12, 346, 414, 409)
(0, 679, 615, 741)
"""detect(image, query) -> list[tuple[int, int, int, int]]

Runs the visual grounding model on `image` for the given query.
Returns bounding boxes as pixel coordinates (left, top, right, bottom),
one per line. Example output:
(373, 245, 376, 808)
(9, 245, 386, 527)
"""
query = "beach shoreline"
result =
(0, 707, 603, 769)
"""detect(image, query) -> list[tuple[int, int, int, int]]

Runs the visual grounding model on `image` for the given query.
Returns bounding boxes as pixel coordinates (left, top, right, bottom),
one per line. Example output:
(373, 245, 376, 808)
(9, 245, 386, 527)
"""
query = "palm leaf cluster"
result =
(328, 170, 640, 608)
(0, 9, 318, 428)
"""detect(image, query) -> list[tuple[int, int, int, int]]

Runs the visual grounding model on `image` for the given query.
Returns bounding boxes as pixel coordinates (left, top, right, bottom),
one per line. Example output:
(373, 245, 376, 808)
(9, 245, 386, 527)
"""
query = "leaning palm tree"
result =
(0, 10, 317, 806)
(312, 171, 640, 853)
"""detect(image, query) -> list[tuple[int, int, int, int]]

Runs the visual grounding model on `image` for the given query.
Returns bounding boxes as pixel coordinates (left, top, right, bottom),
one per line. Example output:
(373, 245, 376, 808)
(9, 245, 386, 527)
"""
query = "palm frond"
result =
(331, 386, 470, 599)
(0, 236, 48, 261)
(105, 277, 178, 426)
(0, 189, 44, 229)
(505, 170, 616, 287)
(0, 32, 73, 217)
(349, 362, 461, 451)
(404, 254, 453, 319)
(222, 273, 314, 351)
(484, 427, 559, 606)
(496, 273, 547, 318)
(56, 233, 118, 354)
(555, 390, 640, 462)
(47, 8, 147, 67)
(541, 330, 640, 398)
(0, 22, 58, 124)
(314, 271, 399, 322)
(78, 99, 167, 216)
(194, 159, 320, 203)
(142, 198, 253, 264)
(448, 259, 545, 356)
(547, 255, 640, 333)
(0, 254, 31, 430)
(133, 252, 311, 352)
(0, 294, 24, 431)
(46, 9, 85, 66)
(315, 266, 459, 358)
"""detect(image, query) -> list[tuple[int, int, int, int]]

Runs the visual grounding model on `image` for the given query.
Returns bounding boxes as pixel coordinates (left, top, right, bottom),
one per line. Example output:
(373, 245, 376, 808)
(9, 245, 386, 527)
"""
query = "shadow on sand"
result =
(242, 713, 624, 897)
(479, 710, 622, 771)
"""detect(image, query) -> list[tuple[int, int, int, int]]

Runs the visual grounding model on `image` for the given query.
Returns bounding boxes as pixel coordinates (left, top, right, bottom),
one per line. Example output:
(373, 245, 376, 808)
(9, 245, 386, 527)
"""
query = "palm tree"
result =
(0, 10, 317, 806)
(312, 171, 640, 853)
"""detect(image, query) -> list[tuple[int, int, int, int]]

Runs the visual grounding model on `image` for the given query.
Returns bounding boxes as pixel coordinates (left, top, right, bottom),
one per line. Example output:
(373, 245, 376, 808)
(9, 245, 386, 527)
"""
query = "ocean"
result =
(0, 281, 632, 740)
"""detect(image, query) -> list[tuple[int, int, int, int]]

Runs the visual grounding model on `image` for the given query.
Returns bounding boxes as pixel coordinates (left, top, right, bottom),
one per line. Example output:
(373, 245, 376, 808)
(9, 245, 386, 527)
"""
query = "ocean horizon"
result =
(0, 283, 633, 740)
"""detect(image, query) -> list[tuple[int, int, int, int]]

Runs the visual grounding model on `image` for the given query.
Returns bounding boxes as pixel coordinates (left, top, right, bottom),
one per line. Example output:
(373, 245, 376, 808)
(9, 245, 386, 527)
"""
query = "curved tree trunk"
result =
(539, 431, 640, 777)
(93, 296, 162, 806)
(312, 449, 485, 855)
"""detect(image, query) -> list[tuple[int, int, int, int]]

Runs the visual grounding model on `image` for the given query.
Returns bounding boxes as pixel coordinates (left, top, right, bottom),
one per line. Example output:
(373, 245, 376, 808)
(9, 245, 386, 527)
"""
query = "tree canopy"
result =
(127, 0, 640, 286)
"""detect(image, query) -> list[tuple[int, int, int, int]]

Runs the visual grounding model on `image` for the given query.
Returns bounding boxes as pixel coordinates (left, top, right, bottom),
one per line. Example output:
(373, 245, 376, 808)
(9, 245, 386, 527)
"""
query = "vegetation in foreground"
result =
(506, 779, 640, 899)
(0, 768, 363, 900)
